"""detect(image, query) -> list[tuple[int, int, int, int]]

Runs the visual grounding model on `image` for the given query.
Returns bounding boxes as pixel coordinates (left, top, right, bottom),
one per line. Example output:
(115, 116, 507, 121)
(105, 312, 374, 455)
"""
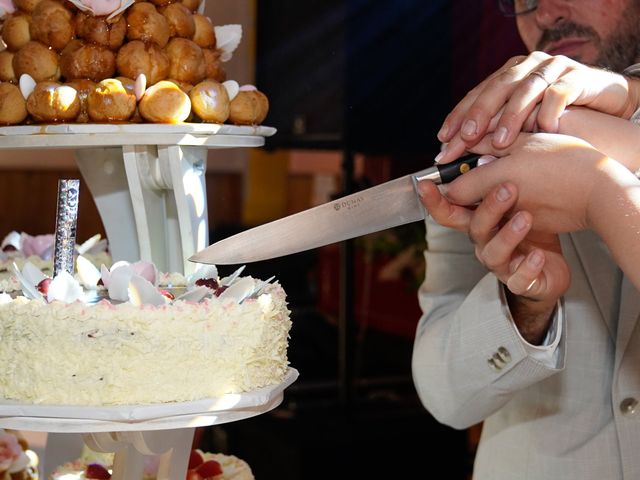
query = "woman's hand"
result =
(436, 52, 640, 165)
(430, 131, 640, 292)
(441, 132, 617, 234)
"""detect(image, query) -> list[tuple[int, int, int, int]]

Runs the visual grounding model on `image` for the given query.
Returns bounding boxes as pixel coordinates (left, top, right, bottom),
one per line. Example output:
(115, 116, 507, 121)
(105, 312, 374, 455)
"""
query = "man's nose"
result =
(534, 0, 572, 27)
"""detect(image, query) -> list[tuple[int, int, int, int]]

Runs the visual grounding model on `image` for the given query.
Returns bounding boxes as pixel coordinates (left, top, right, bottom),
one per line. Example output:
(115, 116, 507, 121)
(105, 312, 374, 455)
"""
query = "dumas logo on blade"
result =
(333, 196, 364, 211)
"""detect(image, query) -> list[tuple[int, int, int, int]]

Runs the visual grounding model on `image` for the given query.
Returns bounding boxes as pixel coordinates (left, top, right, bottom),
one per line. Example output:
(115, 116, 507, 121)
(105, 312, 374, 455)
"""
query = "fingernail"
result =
(511, 212, 529, 232)
(416, 180, 428, 198)
(496, 185, 511, 202)
(434, 143, 448, 164)
(494, 126, 508, 145)
(528, 250, 544, 267)
(438, 123, 449, 139)
(478, 155, 497, 167)
(461, 119, 477, 137)
(509, 254, 525, 273)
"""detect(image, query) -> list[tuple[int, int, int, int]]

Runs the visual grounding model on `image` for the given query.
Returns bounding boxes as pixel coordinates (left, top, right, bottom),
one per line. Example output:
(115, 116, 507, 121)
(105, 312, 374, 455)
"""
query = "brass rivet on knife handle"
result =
(436, 153, 481, 184)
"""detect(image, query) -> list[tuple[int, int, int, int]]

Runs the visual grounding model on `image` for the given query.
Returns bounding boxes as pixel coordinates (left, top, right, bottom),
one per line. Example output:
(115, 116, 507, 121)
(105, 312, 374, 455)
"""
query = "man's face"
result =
(516, 0, 640, 72)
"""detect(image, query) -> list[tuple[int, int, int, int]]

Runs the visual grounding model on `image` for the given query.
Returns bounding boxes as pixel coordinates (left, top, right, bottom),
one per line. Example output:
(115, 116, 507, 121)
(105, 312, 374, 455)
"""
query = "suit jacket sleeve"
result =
(411, 218, 566, 430)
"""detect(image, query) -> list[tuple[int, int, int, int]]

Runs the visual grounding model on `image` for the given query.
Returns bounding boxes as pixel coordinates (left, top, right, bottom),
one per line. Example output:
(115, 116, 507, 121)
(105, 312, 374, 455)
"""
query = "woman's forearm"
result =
(588, 161, 640, 291)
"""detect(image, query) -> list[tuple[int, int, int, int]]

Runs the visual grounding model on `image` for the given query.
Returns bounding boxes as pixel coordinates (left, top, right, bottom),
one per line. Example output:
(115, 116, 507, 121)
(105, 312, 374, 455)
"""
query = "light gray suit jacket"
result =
(412, 218, 640, 479)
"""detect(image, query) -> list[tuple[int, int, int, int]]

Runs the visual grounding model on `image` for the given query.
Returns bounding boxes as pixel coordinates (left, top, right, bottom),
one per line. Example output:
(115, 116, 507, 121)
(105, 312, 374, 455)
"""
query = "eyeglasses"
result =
(497, 0, 538, 16)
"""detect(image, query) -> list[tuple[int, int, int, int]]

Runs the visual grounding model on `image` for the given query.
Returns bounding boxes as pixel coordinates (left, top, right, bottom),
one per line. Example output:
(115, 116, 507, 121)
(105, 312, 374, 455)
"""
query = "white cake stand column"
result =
(76, 145, 208, 276)
(0, 124, 274, 277)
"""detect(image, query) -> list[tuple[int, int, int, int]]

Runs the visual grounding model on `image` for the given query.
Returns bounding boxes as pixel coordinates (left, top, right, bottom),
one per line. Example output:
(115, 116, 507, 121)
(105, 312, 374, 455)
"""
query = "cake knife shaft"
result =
(190, 154, 481, 265)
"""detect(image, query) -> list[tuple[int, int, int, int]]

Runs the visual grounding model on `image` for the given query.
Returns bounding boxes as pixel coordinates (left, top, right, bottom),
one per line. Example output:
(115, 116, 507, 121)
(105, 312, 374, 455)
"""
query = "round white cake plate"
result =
(0, 123, 277, 276)
(0, 123, 277, 149)
(0, 368, 298, 432)
(0, 369, 298, 480)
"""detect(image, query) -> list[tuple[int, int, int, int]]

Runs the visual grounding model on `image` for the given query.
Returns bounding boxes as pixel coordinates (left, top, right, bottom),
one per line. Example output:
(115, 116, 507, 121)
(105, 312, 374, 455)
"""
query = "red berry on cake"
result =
(36, 277, 51, 295)
(85, 463, 111, 479)
(160, 289, 175, 300)
(185, 471, 201, 480)
(195, 459, 223, 479)
(214, 285, 228, 296)
(195, 277, 220, 291)
(188, 449, 204, 469)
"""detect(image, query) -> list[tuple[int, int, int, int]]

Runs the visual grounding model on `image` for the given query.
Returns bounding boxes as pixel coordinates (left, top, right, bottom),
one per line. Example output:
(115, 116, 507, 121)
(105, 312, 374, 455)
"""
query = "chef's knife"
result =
(189, 154, 481, 265)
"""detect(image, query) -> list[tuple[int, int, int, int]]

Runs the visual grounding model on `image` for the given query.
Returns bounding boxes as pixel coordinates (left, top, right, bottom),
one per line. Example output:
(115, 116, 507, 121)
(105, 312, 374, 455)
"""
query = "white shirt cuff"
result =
(499, 283, 563, 367)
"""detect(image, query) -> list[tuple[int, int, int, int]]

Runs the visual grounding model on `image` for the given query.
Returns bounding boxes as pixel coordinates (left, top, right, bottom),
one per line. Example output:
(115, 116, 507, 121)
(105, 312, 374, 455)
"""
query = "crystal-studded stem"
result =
(53, 179, 80, 278)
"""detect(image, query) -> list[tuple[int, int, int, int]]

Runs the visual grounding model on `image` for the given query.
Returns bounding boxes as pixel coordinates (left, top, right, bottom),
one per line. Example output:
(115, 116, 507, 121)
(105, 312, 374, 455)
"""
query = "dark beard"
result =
(595, 3, 640, 72)
(535, 0, 640, 73)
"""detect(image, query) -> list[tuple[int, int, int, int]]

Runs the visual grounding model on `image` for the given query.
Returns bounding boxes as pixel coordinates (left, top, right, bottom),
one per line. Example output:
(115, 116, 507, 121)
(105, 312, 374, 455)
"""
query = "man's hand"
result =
(418, 180, 570, 344)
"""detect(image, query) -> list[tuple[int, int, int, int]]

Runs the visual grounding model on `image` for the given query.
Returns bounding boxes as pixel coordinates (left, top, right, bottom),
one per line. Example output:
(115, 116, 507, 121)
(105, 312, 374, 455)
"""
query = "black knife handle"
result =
(437, 153, 482, 183)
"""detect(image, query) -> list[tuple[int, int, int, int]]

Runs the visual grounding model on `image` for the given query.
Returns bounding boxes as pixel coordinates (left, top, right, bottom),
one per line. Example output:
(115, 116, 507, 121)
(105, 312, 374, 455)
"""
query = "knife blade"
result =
(189, 153, 482, 265)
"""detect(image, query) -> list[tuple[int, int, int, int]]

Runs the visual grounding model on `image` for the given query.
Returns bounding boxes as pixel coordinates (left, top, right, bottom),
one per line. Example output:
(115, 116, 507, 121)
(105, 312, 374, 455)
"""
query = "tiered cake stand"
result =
(0, 123, 276, 274)
(0, 369, 298, 480)
(0, 123, 296, 479)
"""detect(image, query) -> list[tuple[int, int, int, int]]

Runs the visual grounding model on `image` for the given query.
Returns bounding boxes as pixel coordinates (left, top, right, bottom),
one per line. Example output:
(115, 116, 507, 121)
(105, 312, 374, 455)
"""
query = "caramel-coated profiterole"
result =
(0, 0, 269, 125)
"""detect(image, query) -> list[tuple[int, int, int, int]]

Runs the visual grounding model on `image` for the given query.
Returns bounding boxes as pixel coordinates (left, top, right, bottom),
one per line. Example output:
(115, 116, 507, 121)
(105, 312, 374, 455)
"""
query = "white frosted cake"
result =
(0, 260, 291, 406)
(51, 447, 254, 480)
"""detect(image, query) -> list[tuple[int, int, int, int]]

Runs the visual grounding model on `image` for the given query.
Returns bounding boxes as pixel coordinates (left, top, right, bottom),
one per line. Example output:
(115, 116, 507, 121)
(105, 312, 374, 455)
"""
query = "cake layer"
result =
(50, 449, 254, 480)
(0, 283, 291, 405)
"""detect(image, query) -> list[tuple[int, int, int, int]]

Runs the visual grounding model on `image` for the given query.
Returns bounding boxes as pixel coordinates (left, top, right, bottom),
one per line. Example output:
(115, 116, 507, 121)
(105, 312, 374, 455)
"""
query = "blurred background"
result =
(1, 0, 526, 478)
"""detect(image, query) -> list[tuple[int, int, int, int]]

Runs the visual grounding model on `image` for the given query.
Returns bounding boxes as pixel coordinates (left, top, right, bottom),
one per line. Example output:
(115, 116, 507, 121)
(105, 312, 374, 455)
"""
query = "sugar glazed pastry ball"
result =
(30, 0, 75, 51)
(60, 40, 116, 82)
(64, 78, 96, 123)
(164, 37, 205, 85)
(159, 3, 195, 39)
(75, 12, 127, 50)
(126, 2, 171, 48)
(14, 0, 43, 14)
(26, 81, 80, 122)
(2, 13, 31, 52)
(202, 48, 226, 82)
(191, 13, 215, 48)
(229, 86, 269, 125)
(87, 78, 136, 122)
(180, 0, 200, 13)
(188, 79, 229, 123)
(0, 51, 16, 83)
(115, 76, 143, 122)
(116, 40, 169, 85)
(139, 80, 191, 123)
(13, 40, 60, 81)
(0, 82, 28, 124)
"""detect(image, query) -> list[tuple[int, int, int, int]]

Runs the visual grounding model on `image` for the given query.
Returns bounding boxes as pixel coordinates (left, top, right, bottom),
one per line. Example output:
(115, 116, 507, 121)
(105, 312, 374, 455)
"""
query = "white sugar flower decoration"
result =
(12, 261, 83, 303)
(215, 24, 242, 62)
(100, 260, 157, 301)
(66, 0, 134, 19)
(0, 0, 16, 20)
